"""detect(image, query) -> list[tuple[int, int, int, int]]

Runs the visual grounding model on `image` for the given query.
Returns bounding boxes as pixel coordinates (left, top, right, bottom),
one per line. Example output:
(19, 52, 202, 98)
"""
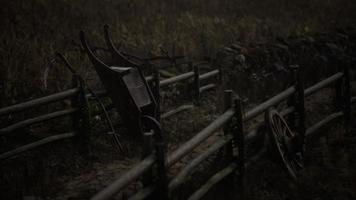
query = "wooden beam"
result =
(167, 109, 234, 167)
(187, 164, 237, 200)
(304, 72, 343, 97)
(161, 104, 194, 119)
(0, 132, 77, 161)
(0, 88, 79, 116)
(199, 69, 219, 81)
(91, 155, 155, 200)
(169, 135, 233, 191)
(160, 71, 194, 87)
(0, 108, 78, 135)
(199, 84, 216, 93)
(244, 86, 295, 121)
(127, 186, 155, 200)
(306, 111, 344, 140)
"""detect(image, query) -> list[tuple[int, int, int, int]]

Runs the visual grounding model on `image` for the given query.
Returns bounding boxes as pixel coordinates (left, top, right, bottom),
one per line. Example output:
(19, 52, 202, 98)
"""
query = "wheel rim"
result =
(268, 109, 303, 180)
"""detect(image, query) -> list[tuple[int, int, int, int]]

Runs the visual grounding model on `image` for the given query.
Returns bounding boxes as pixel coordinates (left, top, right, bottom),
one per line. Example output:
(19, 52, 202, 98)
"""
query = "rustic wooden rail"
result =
(90, 62, 354, 200)
(0, 108, 78, 135)
(0, 132, 77, 160)
(0, 88, 79, 116)
(0, 50, 353, 199)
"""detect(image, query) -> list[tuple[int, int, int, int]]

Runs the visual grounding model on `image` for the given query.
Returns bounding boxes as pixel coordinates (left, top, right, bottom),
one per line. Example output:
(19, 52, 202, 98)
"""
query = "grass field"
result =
(1, 0, 356, 106)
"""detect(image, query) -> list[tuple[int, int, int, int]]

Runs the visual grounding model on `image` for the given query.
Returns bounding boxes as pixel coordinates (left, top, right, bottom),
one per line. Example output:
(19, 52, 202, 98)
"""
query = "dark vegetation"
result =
(2, 0, 356, 105)
(1, 0, 356, 199)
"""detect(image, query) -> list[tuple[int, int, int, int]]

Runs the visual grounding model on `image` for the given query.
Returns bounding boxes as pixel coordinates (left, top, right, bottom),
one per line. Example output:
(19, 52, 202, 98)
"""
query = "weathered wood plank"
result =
(169, 135, 233, 191)
(0, 108, 78, 135)
(199, 69, 219, 80)
(91, 155, 155, 200)
(306, 111, 344, 140)
(161, 104, 194, 119)
(0, 88, 79, 116)
(304, 72, 343, 96)
(187, 164, 237, 200)
(244, 86, 296, 121)
(199, 84, 216, 93)
(167, 109, 234, 167)
(0, 132, 77, 161)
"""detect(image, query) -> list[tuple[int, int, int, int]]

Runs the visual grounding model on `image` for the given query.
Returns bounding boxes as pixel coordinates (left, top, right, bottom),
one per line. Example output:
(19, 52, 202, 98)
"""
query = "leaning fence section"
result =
(0, 75, 89, 161)
(0, 56, 222, 161)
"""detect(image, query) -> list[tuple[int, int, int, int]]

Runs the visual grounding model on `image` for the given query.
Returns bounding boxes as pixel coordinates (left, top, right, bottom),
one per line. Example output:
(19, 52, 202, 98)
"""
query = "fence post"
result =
(71, 74, 90, 154)
(287, 95, 296, 130)
(217, 63, 223, 84)
(154, 138, 169, 199)
(290, 65, 305, 153)
(193, 63, 200, 106)
(233, 96, 245, 200)
(223, 90, 234, 161)
(223, 90, 245, 199)
(341, 61, 351, 135)
(142, 131, 154, 187)
(222, 90, 234, 199)
(295, 66, 306, 153)
(335, 56, 344, 111)
(153, 68, 161, 121)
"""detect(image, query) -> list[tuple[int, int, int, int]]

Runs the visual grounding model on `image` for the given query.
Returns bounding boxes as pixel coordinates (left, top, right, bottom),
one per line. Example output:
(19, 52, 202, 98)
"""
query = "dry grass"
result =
(1, 0, 356, 106)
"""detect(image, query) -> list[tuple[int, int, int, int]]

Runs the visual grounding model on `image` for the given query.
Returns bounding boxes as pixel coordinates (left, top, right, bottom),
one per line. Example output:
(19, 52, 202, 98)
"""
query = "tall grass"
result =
(1, 0, 356, 106)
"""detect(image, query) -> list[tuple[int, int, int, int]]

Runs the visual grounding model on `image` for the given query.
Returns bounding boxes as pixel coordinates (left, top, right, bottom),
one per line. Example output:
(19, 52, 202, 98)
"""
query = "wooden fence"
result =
(0, 75, 88, 160)
(90, 63, 355, 200)
(0, 60, 221, 161)
(0, 54, 354, 199)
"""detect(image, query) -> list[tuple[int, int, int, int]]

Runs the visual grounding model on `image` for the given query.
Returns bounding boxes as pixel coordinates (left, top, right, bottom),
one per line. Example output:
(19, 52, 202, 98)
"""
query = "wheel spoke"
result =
(268, 109, 303, 180)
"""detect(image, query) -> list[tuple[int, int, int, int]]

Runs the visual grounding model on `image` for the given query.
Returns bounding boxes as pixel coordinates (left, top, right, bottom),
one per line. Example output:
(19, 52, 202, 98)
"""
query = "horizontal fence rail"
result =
(244, 86, 296, 121)
(167, 109, 234, 167)
(0, 132, 77, 161)
(304, 72, 343, 96)
(161, 104, 194, 119)
(306, 111, 344, 140)
(0, 88, 79, 116)
(0, 108, 78, 135)
(160, 71, 195, 87)
(187, 163, 238, 200)
(169, 135, 233, 190)
(199, 69, 219, 81)
(91, 155, 156, 200)
(199, 84, 216, 93)
(127, 186, 155, 200)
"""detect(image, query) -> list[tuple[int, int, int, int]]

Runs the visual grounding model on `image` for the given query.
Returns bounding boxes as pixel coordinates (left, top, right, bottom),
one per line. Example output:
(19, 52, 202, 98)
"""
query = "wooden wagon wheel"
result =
(267, 109, 303, 181)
